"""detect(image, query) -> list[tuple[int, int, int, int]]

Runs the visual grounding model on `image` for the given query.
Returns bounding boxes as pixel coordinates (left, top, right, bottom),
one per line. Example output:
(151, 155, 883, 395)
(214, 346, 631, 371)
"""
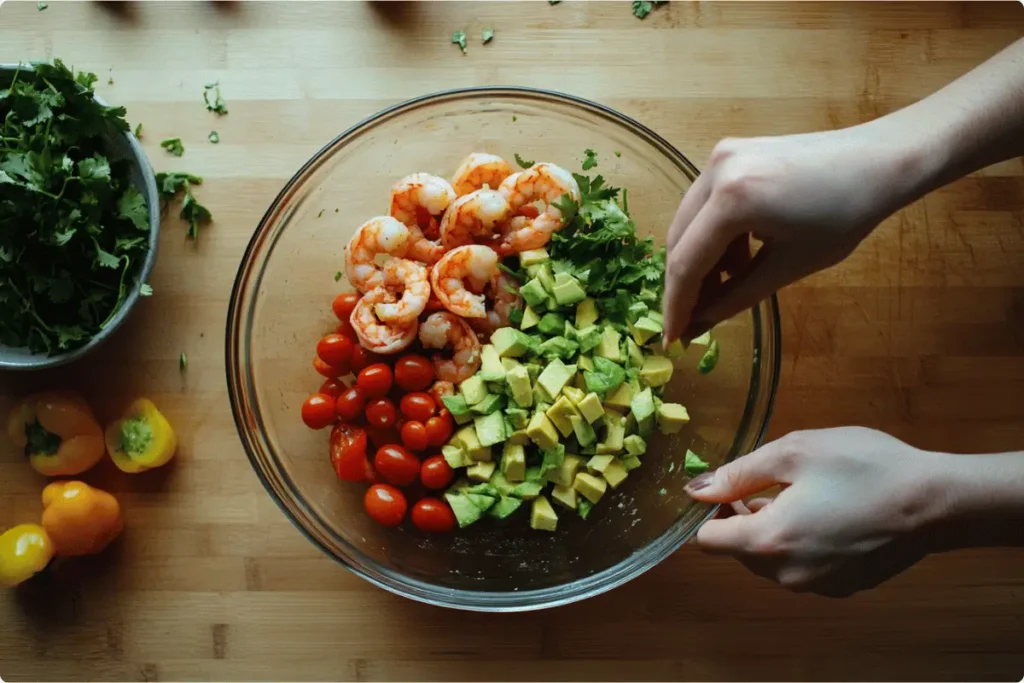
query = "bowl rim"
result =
(0, 62, 160, 371)
(226, 85, 782, 612)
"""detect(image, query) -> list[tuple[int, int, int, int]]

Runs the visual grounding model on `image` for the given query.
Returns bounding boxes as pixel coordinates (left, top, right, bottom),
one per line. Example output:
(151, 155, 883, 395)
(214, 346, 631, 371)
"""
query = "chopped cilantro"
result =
(512, 115, 518, 122)
(632, 0, 667, 19)
(160, 137, 184, 156)
(582, 148, 598, 170)
(203, 82, 228, 115)
(684, 449, 710, 476)
(334, 271, 343, 282)
(107, 77, 114, 85)
(482, 28, 495, 44)
(208, 130, 219, 144)
(317, 209, 325, 218)
(139, 283, 154, 297)
(614, 150, 622, 158)
(36, 1, 47, 10)
(134, 122, 143, 138)
(179, 352, 187, 371)
(451, 30, 468, 54)
(155, 172, 212, 241)
(513, 153, 534, 169)
(508, 306, 524, 326)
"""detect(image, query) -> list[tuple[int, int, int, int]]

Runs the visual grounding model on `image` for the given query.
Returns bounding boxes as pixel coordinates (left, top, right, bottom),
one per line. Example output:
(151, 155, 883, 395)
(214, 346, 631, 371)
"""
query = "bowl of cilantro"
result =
(0, 60, 159, 370)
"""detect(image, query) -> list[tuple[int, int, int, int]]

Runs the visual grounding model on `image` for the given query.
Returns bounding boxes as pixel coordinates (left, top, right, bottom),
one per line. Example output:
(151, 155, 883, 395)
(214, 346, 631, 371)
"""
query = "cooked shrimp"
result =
(419, 312, 482, 384)
(429, 380, 456, 406)
(496, 162, 581, 253)
(439, 189, 511, 250)
(350, 288, 419, 354)
(450, 153, 514, 197)
(389, 173, 456, 229)
(406, 225, 446, 265)
(468, 271, 523, 337)
(429, 245, 499, 319)
(372, 258, 430, 325)
(343, 216, 411, 293)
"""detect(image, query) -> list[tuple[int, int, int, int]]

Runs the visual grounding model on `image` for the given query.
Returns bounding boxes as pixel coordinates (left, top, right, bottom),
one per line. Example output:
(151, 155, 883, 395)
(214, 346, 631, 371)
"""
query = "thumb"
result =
(685, 440, 797, 503)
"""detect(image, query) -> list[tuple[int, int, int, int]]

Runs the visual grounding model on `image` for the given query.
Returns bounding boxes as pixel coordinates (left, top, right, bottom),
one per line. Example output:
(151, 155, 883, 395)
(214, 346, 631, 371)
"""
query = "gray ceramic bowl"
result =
(0, 63, 160, 371)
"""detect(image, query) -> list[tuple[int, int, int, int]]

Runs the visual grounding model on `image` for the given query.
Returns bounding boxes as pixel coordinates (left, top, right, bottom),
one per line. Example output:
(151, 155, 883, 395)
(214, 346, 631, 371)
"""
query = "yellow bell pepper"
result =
(104, 398, 177, 473)
(7, 390, 105, 476)
(0, 523, 55, 587)
(41, 481, 123, 557)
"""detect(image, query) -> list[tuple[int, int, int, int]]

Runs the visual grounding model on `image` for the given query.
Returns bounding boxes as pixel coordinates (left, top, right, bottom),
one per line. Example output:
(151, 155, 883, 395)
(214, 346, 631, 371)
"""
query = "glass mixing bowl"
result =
(226, 87, 780, 612)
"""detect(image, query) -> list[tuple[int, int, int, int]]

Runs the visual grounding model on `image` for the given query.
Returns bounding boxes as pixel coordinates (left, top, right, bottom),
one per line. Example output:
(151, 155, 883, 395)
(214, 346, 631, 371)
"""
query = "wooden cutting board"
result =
(1, 1, 1022, 680)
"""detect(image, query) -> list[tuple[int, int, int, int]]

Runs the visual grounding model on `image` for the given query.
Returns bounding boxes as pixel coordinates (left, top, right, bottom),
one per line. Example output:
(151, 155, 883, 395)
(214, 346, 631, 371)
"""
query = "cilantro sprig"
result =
(155, 172, 213, 241)
(0, 60, 152, 354)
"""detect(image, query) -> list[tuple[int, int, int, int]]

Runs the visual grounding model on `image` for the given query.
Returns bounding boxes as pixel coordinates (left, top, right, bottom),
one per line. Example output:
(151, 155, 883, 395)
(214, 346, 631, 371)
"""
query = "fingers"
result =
(745, 497, 774, 513)
(666, 173, 710, 253)
(685, 438, 799, 503)
(696, 514, 767, 556)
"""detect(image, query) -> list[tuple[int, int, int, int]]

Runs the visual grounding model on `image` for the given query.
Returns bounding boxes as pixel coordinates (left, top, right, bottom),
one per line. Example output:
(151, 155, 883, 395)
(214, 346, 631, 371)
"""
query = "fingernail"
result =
(686, 472, 714, 492)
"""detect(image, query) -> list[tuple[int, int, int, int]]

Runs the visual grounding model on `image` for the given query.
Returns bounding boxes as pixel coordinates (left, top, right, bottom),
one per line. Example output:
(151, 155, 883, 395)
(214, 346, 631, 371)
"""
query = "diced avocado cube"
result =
(576, 325, 603, 354)
(656, 402, 690, 435)
(492, 326, 531, 358)
(630, 387, 656, 423)
(601, 459, 629, 489)
(538, 336, 579, 361)
(519, 247, 549, 267)
(577, 392, 604, 424)
(597, 412, 626, 454)
(529, 495, 559, 532)
(574, 372, 587, 391)
(536, 263, 556, 294)
(549, 454, 583, 487)
(538, 443, 566, 481)
(537, 358, 576, 399)
(627, 337, 644, 369)
(575, 297, 599, 329)
(460, 375, 488, 406)
(506, 428, 531, 446)
(546, 396, 578, 438)
(466, 482, 499, 497)
(466, 492, 497, 512)
(505, 406, 530, 430)
(445, 493, 483, 527)
(583, 356, 626, 396)
(500, 442, 527, 482)
(685, 449, 711, 476)
(622, 455, 642, 472)
(478, 344, 505, 382)
(551, 484, 578, 510)
(467, 460, 496, 482)
(624, 411, 638, 436)
(442, 444, 473, 469)
(473, 411, 506, 448)
(605, 381, 636, 410)
(552, 274, 587, 306)
(537, 312, 566, 336)
(561, 386, 585, 406)
(627, 301, 649, 323)
(511, 481, 543, 499)
(698, 339, 720, 374)
(577, 498, 594, 520)
(501, 357, 523, 373)
(519, 278, 550, 310)
(505, 365, 533, 408)
(487, 381, 506, 396)
(569, 414, 597, 447)
(487, 495, 524, 520)
(640, 355, 674, 388)
(646, 311, 663, 325)
(573, 472, 608, 504)
(595, 326, 622, 361)
(525, 363, 542, 383)
(691, 330, 712, 347)
(637, 414, 654, 438)
(630, 316, 663, 345)
(577, 354, 595, 372)
(587, 454, 614, 474)
(471, 394, 504, 415)
(442, 394, 471, 418)
(489, 470, 516, 496)
(526, 411, 559, 450)
(665, 339, 687, 359)
(520, 305, 541, 330)
(623, 434, 647, 456)
(455, 425, 480, 451)
(535, 400, 552, 415)
(524, 466, 543, 483)
(563, 320, 578, 340)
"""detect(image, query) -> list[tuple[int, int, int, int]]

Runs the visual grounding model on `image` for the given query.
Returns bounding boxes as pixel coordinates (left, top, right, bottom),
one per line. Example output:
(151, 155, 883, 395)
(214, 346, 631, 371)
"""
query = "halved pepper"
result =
(0, 524, 55, 587)
(7, 390, 105, 476)
(104, 398, 177, 473)
(41, 481, 123, 557)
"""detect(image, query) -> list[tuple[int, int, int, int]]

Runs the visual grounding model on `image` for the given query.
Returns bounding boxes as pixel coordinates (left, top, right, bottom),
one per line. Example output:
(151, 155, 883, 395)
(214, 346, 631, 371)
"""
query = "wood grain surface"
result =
(2, 1, 1023, 681)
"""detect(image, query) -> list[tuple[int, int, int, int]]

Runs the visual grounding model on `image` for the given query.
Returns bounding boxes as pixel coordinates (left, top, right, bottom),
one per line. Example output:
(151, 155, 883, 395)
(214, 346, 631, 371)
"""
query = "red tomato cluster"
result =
(298, 291, 458, 533)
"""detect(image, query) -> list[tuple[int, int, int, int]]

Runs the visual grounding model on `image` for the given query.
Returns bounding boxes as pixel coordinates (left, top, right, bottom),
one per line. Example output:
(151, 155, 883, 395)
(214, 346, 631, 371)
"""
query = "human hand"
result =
(685, 427, 957, 597)
(662, 128, 912, 342)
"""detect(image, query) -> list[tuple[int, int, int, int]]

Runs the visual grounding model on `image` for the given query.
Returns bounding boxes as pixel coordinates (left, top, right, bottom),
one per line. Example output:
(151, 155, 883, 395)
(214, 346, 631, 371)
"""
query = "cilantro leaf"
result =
(179, 351, 187, 371)
(632, 1, 653, 19)
(451, 30, 468, 54)
(117, 187, 149, 231)
(203, 82, 228, 115)
(153, 172, 213, 242)
(482, 28, 495, 44)
(155, 171, 203, 197)
(582, 148, 598, 170)
(160, 137, 184, 156)
(514, 153, 534, 169)
(37, 1, 48, 10)
(208, 130, 219, 144)
(134, 122, 143, 138)
(139, 283, 154, 297)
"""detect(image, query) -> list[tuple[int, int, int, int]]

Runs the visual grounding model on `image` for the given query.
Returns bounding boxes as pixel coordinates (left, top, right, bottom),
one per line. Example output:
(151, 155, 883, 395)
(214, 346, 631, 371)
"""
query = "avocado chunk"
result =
(445, 493, 483, 527)
(622, 455, 642, 471)
(505, 406, 530, 430)
(467, 460, 496, 482)
(492, 326, 531, 358)
(595, 326, 622, 362)
(466, 492, 497, 512)
(506, 428, 531, 446)
(561, 385, 585, 406)
(640, 355, 674, 388)
(630, 316, 663, 345)
(519, 247, 549, 267)
(537, 312, 566, 336)
(604, 381, 636, 410)
(630, 387, 656, 423)
(623, 434, 647, 456)
(471, 393, 504, 416)
(460, 375, 488, 406)
(529, 495, 559, 532)
(665, 338, 687, 359)
(575, 325, 603, 354)
(525, 363, 542, 383)
(575, 297, 599, 329)
(697, 339, 720, 374)
(442, 444, 473, 469)
(684, 449, 711, 476)
(546, 396, 579, 438)
(537, 358, 576, 399)
(500, 442, 527, 482)
(656, 402, 690, 435)
(573, 472, 608, 504)
(646, 310, 663, 325)
(597, 411, 626, 454)
(505, 365, 533, 409)
(526, 411, 559, 450)
(627, 301, 649, 323)
(473, 411, 506, 448)
(691, 330, 712, 347)
(538, 443, 566, 481)
(626, 337, 644, 369)
(577, 498, 594, 520)
(548, 454, 582, 487)
(577, 392, 604, 424)
(552, 272, 587, 306)
(563, 320, 578, 340)
(586, 454, 614, 474)
(442, 394, 471, 417)
(518, 278, 550, 311)
(538, 336, 579, 361)
(478, 344, 506, 382)
(551, 484, 578, 510)
(454, 425, 491, 461)
(577, 354, 595, 372)
(520, 305, 541, 330)
(511, 480, 544, 499)
(601, 459, 629, 489)
(465, 482, 499, 497)
(487, 495, 524, 520)
(584, 356, 626, 396)
(489, 470, 516, 496)
(536, 263, 556, 294)
(569, 414, 597, 447)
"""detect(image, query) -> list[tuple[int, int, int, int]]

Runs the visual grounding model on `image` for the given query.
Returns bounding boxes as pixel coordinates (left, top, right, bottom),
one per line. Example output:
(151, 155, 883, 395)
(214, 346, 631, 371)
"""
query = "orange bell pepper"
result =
(7, 390, 105, 476)
(41, 481, 123, 557)
(104, 398, 177, 473)
(0, 524, 54, 588)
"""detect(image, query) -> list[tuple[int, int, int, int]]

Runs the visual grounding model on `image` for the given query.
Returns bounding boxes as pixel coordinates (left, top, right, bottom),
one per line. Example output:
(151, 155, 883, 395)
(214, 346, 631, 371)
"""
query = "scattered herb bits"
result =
(482, 28, 495, 44)
(160, 137, 184, 157)
(155, 172, 213, 242)
(451, 30, 468, 54)
(514, 153, 534, 169)
(134, 122, 143, 139)
(179, 352, 187, 371)
(36, 1, 47, 10)
(208, 130, 219, 144)
(203, 82, 228, 115)
(582, 148, 598, 170)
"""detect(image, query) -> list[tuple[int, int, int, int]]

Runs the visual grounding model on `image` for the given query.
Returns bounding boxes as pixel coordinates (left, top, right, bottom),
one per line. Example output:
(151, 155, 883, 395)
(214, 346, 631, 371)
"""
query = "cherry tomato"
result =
(313, 355, 344, 378)
(373, 445, 420, 487)
(425, 413, 454, 447)
(316, 333, 354, 369)
(364, 484, 408, 527)
(318, 377, 347, 399)
(365, 397, 397, 428)
(330, 423, 372, 481)
(349, 346, 379, 374)
(335, 385, 367, 422)
(399, 392, 436, 421)
(400, 420, 429, 451)
(336, 319, 357, 340)
(419, 455, 454, 490)
(357, 363, 393, 398)
(332, 292, 360, 321)
(301, 393, 336, 429)
(367, 425, 401, 448)
(394, 354, 435, 391)
(411, 497, 456, 533)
